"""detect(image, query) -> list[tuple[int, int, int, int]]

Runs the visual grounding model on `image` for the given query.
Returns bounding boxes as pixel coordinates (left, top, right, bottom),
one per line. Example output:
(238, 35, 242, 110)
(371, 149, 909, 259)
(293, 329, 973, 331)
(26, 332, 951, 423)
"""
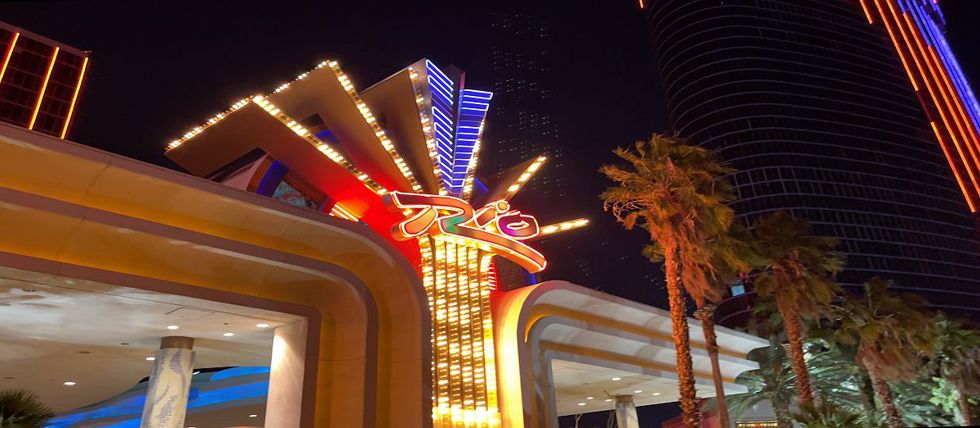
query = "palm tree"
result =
(601, 134, 735, 427)
(0, 389, 55, 428)
(931, 313, 980, 425)
(686, 225, 758, 428)
(748, 211, 844, 407)
(725, 344, 796, 428)
(834, 278, 936, 428)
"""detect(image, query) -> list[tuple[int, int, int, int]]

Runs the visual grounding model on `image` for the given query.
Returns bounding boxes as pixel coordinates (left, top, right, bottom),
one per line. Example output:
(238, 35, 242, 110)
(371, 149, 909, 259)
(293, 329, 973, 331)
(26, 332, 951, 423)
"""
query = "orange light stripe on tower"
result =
(931, 121, 977, 211)
(873, 0, 919, 91)
(860, 0, 875, 23)
(898, 8, 980, 165)
(0, 32, 20, 86)
(59, 56, 88, 139)
(928, 44, 980, 162)
(893, 6, 980, 183)
(28, 46, 59, 130)
(882, 1, 980, 197)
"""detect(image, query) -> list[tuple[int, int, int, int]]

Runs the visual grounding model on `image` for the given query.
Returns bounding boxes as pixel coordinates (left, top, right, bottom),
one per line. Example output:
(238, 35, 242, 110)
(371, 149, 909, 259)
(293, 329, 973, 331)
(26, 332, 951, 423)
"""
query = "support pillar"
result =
(265, 320, 307, 428)
(615, 395, 640, 428)
(140, 336, 195, 428)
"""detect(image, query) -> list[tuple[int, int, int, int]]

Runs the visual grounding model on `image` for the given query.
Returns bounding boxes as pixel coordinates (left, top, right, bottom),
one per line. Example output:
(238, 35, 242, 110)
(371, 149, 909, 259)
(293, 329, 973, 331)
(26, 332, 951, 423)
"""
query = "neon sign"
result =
(384, 191, 547, 272)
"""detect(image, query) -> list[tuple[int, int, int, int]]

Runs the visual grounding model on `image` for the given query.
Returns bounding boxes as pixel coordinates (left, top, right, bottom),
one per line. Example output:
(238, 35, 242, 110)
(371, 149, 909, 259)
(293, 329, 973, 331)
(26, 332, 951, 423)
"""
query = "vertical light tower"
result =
(164, 58, 588, 427)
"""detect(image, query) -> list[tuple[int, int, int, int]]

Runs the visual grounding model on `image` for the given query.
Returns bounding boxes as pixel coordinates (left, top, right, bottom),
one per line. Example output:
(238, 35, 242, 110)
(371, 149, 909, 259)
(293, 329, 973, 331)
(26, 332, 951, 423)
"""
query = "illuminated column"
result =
(423, 236, 500, 427)
(265, 320, 307, 428)
(140, 336, 195, 428)
(614, 395, 639, 428)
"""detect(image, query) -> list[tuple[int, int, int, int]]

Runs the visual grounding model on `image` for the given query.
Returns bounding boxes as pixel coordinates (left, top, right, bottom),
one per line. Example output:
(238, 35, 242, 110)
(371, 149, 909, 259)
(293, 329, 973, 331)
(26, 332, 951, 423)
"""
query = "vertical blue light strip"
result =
(425, 60, 457, 192)
(904, 0, 980, 135)
(450, 89, 493, 194)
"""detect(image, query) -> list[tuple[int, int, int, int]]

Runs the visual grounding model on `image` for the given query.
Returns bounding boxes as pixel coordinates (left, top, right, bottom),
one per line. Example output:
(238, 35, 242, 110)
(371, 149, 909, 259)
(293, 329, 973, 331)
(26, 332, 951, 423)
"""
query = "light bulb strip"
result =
(503, 156, 548, 200)
(327, 203, 360, 221)
(538, 218, 590, 236)
(325, 60, 424, 193)
(167, 97, 252, 150)
(252, 95, 386, 195)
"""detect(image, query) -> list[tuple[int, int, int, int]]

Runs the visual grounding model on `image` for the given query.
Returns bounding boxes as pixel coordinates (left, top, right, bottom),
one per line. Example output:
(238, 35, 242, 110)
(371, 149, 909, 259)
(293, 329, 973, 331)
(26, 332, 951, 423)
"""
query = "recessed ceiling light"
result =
(634, 390, 643, 393)
(223, 332, 235, 337)
(167, 325, 179, 330)
(652, 392, 661, 396)
(146, 356, 156, 361)
(577, 402, 586, 406)
(586, 396, 594, 400)
(611, 377, 621, 381)
(63, 381, 76, 386)
(256, 323, 269, 328)
(605, 398, 613, 402)
(249, 414, 258, 418)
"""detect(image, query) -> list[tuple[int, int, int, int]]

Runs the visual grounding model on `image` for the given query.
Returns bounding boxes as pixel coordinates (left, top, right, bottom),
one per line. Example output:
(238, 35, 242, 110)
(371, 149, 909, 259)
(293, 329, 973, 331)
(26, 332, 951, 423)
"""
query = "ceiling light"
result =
(577, 402, 586, 406)
(611, 377, 621, 381)
(193, 371, 200, 375)
(167, 325, 179, 330)
(604, 398, 613, 402)
(63, 381, 76, 386)
(634, 390, 642, 393)
(223, 332, 235, 337)
(249, 414, 258, 418)
(586, 396, 594, 400)
(652, 392, 661, 396)
(256, 323, 269, 328)
(146, 356, 156, 361)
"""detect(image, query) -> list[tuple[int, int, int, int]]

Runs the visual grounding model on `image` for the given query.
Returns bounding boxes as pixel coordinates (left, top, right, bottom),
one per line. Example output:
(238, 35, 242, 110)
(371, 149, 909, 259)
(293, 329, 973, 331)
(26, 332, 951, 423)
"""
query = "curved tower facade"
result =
(646, 0, 980, 314)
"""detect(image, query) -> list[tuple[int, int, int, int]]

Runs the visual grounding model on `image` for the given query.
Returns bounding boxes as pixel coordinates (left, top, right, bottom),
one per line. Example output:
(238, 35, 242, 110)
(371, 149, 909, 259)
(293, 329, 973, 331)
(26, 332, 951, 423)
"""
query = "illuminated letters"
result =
(384, 191, 547, 272)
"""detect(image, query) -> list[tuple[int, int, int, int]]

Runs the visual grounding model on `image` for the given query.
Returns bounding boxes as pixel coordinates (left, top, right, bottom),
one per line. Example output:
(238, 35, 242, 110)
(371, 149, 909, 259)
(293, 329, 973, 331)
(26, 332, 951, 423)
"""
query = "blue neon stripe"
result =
(446, 88, 493, 191)
(426, 60, 459, 192)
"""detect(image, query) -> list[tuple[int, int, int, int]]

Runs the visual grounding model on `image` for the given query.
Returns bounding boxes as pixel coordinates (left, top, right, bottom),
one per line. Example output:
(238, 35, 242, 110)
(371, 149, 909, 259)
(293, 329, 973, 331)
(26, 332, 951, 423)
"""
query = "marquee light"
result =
(385, 191, 547, 273)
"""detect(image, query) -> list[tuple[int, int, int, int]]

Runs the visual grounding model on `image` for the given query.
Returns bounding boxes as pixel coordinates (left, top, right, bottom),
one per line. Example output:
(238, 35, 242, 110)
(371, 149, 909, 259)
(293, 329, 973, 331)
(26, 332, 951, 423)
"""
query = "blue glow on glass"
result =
(46, 367, 271, 428)
(209, 366, 271, 381)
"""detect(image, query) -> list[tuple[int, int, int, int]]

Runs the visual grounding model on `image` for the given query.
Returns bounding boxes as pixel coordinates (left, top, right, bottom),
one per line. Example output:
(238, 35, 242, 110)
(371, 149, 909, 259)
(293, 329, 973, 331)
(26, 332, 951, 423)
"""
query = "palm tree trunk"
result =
(696, 304, 730, 428)
(865, 358, 902, 428)
(665, 244, 700, 427)
(957, 379, 974, 426)
(858, 373, 877, 422)
(769, 391, 793, 428)
(775, 294, 814, 407)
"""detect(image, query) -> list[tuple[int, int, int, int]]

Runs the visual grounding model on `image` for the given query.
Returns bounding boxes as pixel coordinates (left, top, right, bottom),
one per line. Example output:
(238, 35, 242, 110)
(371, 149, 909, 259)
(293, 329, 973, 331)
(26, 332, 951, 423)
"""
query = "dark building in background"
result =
(645, 0, 980, 317)
(482, 7, 664, 302)
(483, 10, 594, 287)
(0, 21, 88, 139)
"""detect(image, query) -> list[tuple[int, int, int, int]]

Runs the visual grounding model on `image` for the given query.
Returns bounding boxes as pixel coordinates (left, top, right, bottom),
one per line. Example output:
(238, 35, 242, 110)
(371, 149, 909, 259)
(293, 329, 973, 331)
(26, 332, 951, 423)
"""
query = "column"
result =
(140, 336, 195, 428)
(615, 395, 640, 428)
(265, 320, 307, 428)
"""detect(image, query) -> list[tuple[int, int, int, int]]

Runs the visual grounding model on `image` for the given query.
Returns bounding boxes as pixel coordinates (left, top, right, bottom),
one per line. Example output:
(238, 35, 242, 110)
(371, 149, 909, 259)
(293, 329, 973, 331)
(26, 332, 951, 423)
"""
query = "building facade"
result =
(644, 0, 980, 314)
(0, 21, 88, 139)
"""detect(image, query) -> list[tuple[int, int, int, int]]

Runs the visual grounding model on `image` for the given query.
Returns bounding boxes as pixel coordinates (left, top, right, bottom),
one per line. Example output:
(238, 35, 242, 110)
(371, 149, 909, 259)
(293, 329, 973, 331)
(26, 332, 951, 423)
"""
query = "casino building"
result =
(0, 53, 765, 427)
(643, 0, 980, 317)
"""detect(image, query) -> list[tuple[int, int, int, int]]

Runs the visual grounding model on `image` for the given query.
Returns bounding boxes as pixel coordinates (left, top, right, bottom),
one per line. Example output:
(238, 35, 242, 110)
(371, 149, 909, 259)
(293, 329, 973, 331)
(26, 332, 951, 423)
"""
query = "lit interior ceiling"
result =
(0, 265, 303, 413)
(552, 359, 719, 416)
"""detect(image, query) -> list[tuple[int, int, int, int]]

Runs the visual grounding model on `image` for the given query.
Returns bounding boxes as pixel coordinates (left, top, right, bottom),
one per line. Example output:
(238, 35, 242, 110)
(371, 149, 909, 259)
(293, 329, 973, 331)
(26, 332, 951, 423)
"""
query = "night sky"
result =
(3, 1, 980, 426)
